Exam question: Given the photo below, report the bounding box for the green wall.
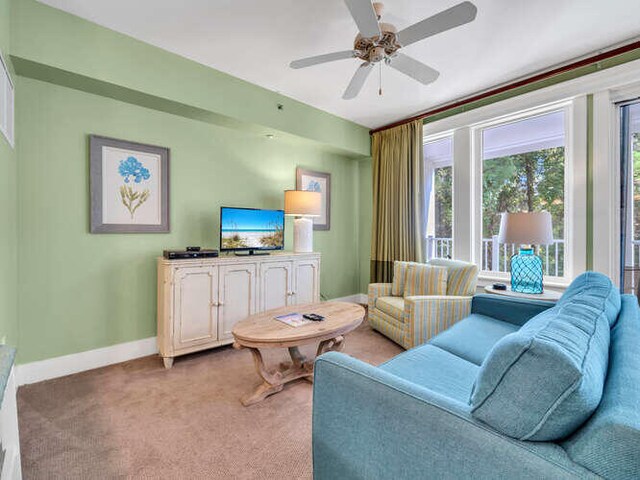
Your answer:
[357,158,372,293]
[6,0,371,364]
[16,77,362,363]
[0,0,18,347]
[10,0,369,157]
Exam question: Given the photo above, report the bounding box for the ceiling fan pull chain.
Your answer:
[379,62,383,96]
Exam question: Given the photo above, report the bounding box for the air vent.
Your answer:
[0,51,14,148]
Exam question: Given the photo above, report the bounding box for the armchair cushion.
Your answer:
[376,296,405,320]
[403,264,447,297]
[470,272,621,441]
[391,261,418,296]
[430,314,519,366]
[428,258,479,296]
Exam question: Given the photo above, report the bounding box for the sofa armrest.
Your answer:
[471,294,556,327]
[313,352,597,480]
[403,295,472,348]
[368,283,393,310]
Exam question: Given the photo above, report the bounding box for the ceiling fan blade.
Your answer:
[290,50,356,69]
[397,1,477,47]
[343,63,373,100]
[344,0,381,38]
[389,53,440,85]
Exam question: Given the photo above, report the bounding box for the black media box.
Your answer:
[163,249,219,260]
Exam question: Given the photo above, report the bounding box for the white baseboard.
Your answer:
[16,337,158,386]
[329,293,367,304]
[16,294,369,386]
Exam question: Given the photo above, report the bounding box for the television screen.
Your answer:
[220,207,285,251]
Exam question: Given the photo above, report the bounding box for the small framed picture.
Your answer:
[90,135,170,233]
[296,168,331,230]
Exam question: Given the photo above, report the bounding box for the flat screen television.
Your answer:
[220,207,285,254]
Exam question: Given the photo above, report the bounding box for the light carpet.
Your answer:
[18,320,402,479]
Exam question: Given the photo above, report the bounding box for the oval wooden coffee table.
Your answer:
[232,301,364,406]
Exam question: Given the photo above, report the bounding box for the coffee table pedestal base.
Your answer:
[235,336,345,406]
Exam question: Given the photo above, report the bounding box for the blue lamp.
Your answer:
[498,212,554,294]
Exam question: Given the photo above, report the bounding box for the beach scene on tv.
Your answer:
[221,208,284,250]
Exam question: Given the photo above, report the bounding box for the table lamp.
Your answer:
[498,211,554,294]
[284,190,321,253]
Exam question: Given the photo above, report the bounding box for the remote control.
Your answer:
[186,246,201,252]
[303,313,325,322]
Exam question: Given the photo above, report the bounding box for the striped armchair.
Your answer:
[368,259,478,349]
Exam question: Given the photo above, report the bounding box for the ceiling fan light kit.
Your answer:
[290,0,477,99]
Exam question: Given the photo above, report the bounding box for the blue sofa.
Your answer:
[313,272,640,479]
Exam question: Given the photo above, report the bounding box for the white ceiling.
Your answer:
[38,0,640,128]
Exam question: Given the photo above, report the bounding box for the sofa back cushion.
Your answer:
[391,261,419,296]
[428,259,478,296]
[403,264,447,297]
[469,272,620,441]
[562,294,640,479]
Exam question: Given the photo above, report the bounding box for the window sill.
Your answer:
[477,273,569,292]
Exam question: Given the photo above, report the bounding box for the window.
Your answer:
[620,101,640,293]
[479,110,566,277]
[0,52,14,147]
[423,95,585,287]
[425,136,453,259]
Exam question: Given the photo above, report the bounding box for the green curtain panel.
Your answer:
[370,119,425,283]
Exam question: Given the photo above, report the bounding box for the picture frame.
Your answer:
[90,135,170,233]
[296,168,331,230]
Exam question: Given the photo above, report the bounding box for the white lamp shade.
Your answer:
[284,190,321,217]
[498,211,554,245]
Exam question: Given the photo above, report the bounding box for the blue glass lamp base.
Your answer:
[510,247,544,294]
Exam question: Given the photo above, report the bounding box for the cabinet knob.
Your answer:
[211,301,219,307]
[218,301,224,306]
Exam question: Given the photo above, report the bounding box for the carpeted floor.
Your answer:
[18,319,402,479]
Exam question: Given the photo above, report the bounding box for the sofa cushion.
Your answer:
[429,314,519,366]
[557,270,621,327]
[562,294,640,479]
[403,264,447,297]
[470,272,620,441]
[428,258,478,296]
[391,261,419,296]
[380,344,479,403]
[376,296,405,320]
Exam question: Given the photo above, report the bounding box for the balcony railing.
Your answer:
[426,235,565,277]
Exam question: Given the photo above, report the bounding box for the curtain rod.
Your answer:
[370,39,640,135]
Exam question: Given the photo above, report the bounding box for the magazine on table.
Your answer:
[274,313,311,327]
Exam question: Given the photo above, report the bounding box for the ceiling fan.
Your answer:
[289,0,477,99]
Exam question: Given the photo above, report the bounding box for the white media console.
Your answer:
[157,251,321,368]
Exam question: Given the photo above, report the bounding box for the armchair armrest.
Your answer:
[471,294,555,327]
[368,283,393,310]
[313,352,597,480]
[404,295,472,348]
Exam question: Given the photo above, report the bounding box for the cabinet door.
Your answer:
[261,261,293,311]
[293,258,320,305]
[173,266,218,350]
[219,263,257,340]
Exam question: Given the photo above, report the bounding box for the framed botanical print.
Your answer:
[296,168,331,230]
[90,135,170,233]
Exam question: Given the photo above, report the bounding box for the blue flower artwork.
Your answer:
[118,156,151,184]
[306,180,322,192]
[117,156,151,219]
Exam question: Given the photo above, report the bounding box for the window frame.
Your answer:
[471,101,578,285]
[424,132,455,259]
[424,97,587,289]
[593,83,640,288]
